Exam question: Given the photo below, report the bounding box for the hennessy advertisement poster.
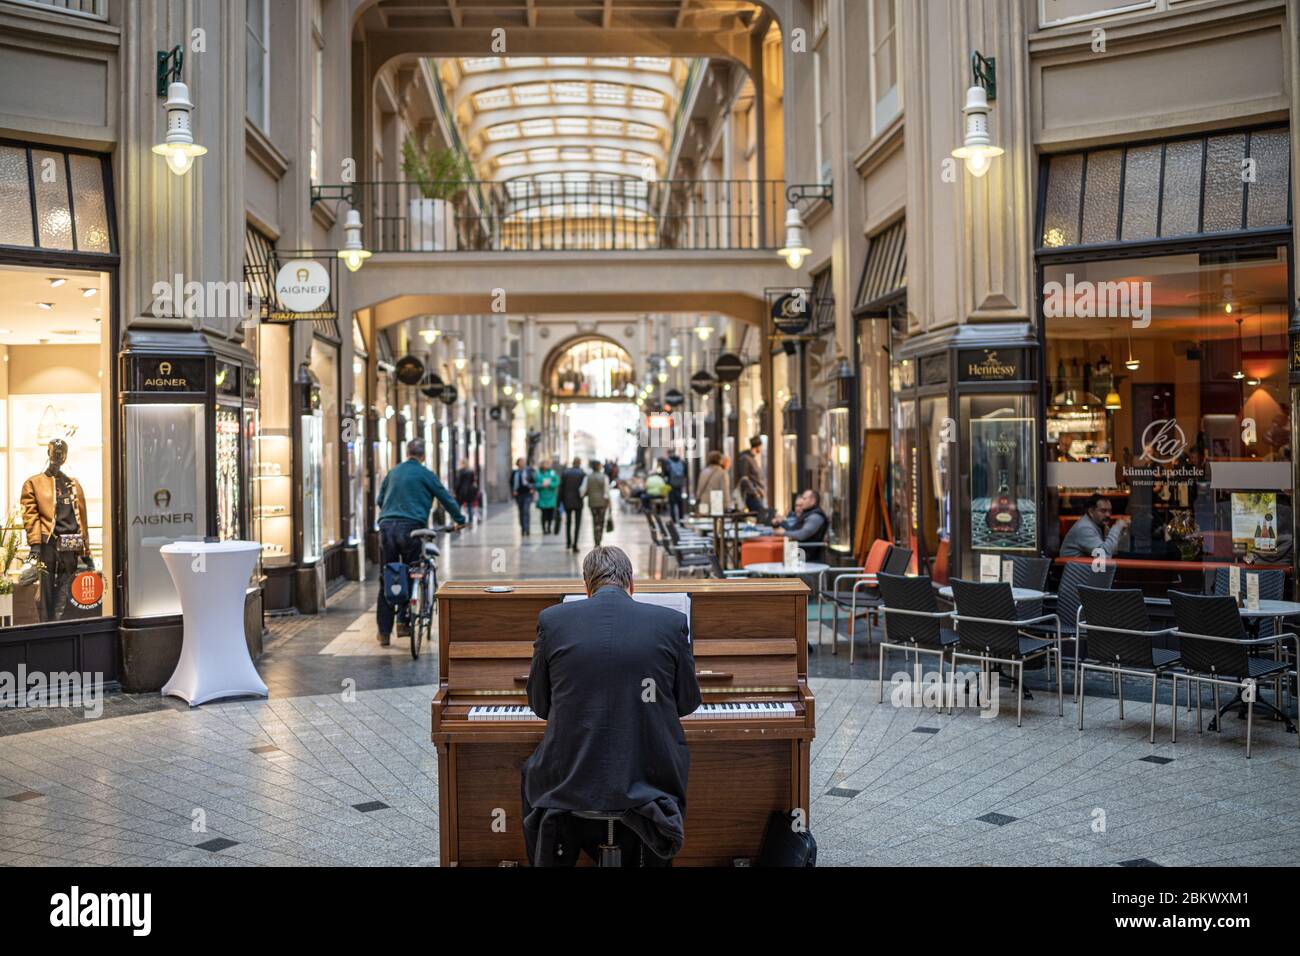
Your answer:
[970,417,1037,551]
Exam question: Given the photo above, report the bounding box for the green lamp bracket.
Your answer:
[156,45,184,98]
[972,51,996,101]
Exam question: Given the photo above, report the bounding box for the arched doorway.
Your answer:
[541,335,641,473]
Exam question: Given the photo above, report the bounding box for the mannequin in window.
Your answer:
[20,439,93,621]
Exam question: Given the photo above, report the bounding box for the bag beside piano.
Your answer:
[758,810,817,867]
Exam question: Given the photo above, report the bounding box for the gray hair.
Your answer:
[582,546,634,593]
[407,438,426,460]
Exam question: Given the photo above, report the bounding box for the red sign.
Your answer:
[69,571,104,610]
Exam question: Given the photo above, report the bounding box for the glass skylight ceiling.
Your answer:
[438,55,691,185]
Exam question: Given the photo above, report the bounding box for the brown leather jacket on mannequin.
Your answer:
[20,471,91,556]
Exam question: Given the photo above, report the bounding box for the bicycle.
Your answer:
[407,524,460,659]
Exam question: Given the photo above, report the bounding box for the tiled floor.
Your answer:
[2,670,1298,866]
[3,505,1298,866]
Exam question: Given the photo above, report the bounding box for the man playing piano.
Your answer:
[522,546,703,866]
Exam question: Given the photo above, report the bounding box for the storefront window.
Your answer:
[825,406,851,549]
[301,378,323,563]
[124,403,205,618]
[964,396,1038,567]
[0,264,113,626]
[890,363,916,548]
[919,395,951,573]
[310,342,339,550]
[1043,246,1292,582]
[254,323,291,566]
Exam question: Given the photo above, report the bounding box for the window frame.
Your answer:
[246,0,270,131]
[869,0,900,136]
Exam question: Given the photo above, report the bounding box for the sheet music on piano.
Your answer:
[562,591,692,642]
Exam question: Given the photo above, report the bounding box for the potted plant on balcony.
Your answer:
[0,510,22,626]
[401,135,471,252]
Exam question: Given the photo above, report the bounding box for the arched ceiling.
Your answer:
[438,56,691,183]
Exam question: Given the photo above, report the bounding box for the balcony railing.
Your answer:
[11,0,108,19]
[325,179,785,254]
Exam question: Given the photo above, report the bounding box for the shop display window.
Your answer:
[301,386,324,564]
[0,264,113,627]
[254,323,292,566]
[889,362,917,547]
[124,403,205,618]
[1042,246,1292,577]
[919,395,951,570]
[216,407,241,540]
[310,342,340,550]
[824,406,852,549]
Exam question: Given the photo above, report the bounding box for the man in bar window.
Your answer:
[1059,493,1130,558]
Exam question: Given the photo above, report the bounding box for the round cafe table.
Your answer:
[937,585,1046,603]
[160,540,267,706]
[744,561,831,577]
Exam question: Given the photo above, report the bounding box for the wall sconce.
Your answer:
[152,47,206,176]
[776,184,830,270]
[419,327,440,344]
[338,209,372,272]
[479,360,492,387]
[951,52,1003,178]
[453,340,467,372]
[694,320,714,342]
[667,338,683,368]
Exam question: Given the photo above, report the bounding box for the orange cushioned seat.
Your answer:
[741,537,784,566]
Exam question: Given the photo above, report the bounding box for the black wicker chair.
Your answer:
[843,546,913,664]
[1168,590,1298,758]
[1009,556,1052,618]
[1210,568,1286,638]
[1024,562,1116,676]
[948,579,1061,726]
[876,573,959,706]
[1076,587,1179,743]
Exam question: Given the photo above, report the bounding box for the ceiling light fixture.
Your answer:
[47,277,65,288]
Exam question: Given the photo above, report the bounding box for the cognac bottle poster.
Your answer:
[969,417,1037,551]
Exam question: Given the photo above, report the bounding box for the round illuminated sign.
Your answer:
[275,259,331,313]
[690,370,718,396]
[771,290,811,336]
[664,388,685,408]
[421,372,445,399]
[440,384,459,406]
[714,352,744,383]
[395,354,425,386]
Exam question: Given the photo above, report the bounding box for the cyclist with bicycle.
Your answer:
[375,438,465,646]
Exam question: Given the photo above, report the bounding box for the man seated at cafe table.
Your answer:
[771,489,830,543]
[1059,492,1130,558]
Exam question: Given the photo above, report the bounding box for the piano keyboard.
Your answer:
[467,702,796,722]
[468,705,536,721]
[690,702,796,719]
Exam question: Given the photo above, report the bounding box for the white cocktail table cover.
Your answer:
[160,541,267,706]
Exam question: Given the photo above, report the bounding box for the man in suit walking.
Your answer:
[510,457,536,536]
[522,546,702,866]
[559,456,586,552]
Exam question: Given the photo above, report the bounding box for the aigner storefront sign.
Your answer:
[958,348,1026,383]
[135,357,206,392]
[269,259,334,320]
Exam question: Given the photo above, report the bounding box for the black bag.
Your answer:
[382,561,410,608]
[758,810,817,867]
[606,516,615,533]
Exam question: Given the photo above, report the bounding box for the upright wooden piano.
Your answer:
[431,578,815,866]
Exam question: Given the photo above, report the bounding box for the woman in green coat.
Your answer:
[536,460,560,534]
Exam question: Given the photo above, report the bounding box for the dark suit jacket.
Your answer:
[523,586,702,815]
[558,467,585,511]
